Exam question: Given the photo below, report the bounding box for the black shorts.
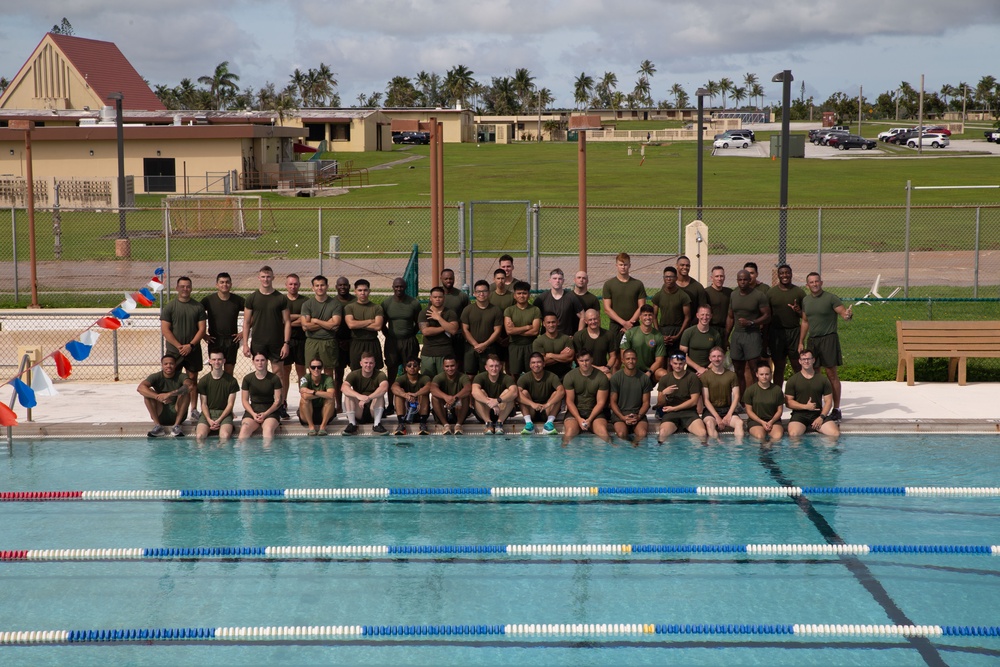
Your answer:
[729,329,763,361]
[464,344,499,375]
[384,336,419,373]
[251,340,284,364]
[611,413,648,427]
[349,339,383,371]
[809,333,843,368]
[659,414,701,431]
[769,327,800,361]
[790,410,822,429]
[208,338,240,366]
[287,337,306,366]
[298,400,328,426]
[167,346,203,374]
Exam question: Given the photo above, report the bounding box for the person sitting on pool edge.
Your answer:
[194,349,239,443]
[341,350,390,435]
[138,354,194,438]
[742,361,785,443]
[472,354,518,435]
[390,357,432,436]
[238,351,283,443]
[609,348,653,444]
[784,348,840,437]
[516,351,565,435]
[429,355,472,434]
[298,356,336,436]
[655,352,707,443]
[562,349,612,444]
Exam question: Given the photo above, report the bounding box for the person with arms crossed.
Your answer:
[341,351,390,435]
[390,358,432,435]
[419,286,460,377]
[238,351,282,443]
[743,361,785,443]
[700,346,744,439]
[201,272,244,376]
[504,281,541,378]
[344,279,385,372]
[609,348,653,443]
[382,277,422,389]
[516,351,565,435]
[472,354,519,435]
[620,304,666,380]
[726,269,771,398]
[160,276,206,420]
[280,273,309,419]
[429,355,472,434]
[195,349,239,443]
[655,353,707,442]
[138,354,193,438]
[799,272,853,421]
[679,305,725,378]
[650,265,691,358]
[561,350,611,444]
[300,275,342,413]
[332,276,355,409]
[298,357,336,436]
[532,313,575,380]
[461,280,504,376]
[784,349,840,437]
[241,266,291,419]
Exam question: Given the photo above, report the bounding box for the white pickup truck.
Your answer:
[878,127,910,142]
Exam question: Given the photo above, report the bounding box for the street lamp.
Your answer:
[107,92,129,258]
[771,70,793,266]
[9,120,39,308]
[695,87,710,219]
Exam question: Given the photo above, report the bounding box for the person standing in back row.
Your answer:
[799,272,853,422]
[767,264,806,387]
[534,268,583,336]
[242,266,291,418]
[202,272,244,376]
[344,278,384,371]
[160,276,206,419]
[602,252,646,371]
[280,273,308,420]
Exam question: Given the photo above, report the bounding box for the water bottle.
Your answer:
[405,400,419,423]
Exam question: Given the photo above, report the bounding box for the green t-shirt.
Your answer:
[344,369,388,395]
[729,289,769,333]
[443,288,470,317]
[784,372,833,417]
[287,294,308,341]
[609,370,653,415]
[602,276,646,325]
[533,290,583,337]
[656,371,702,418]
[562,367,610,416]
[572,327,617,367]
[700,369,739,409]
[704,286,732,329]
[679,325,725,368]
[343,301,384,342]
[461,303,503,344]
[489,289,515,313]
[802,290,844,338]
[473,371,514,399]
[245,290,289,346]
[678,278,707,313]
[241,371,282,412]
[201,292,245,339]
[160,297,207,351]
[196,372,239,411]
[621,326,665,372]
[418,308,458,356]
[575,291,601,313]
[532,333,574,378]
[504,304,541,346]
[431,372,470,397]
[394,373,430,394]
[382,295,422,339]
[334,295,356,341]
[650,287,691,329]
[516,371,562,404]
[145,371,186,404]
[742,382,785,421]
[301,373,335,403]
[767,284,807,330]
[300,297,342,340]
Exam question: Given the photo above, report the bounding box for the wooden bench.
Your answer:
[896,320,1000,385]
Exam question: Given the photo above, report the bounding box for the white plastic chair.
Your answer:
[855,274,900,306]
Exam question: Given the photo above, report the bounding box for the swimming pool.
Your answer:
[1,434,997,666]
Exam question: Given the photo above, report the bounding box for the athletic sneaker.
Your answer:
[147,424,165,438]
[830,408,843,421]
[482,423,494,435]
[189,408,201,422]
[492,422,504,435]
[392,425,406,436]
[453,425,463,435]
[439,425,453,435]
[418,425,430,435]
[343,423,358,436]
[171,425,184,437]
[277,406,290,420]
[519,422,535,435]
[543,422,557,435]
[372,423,388,434]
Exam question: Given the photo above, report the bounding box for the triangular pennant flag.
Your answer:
[53,351,73,379]
[154,267,165,278]
[121,294,137,312]
[132,291,154,307]
[97,316,122,330]
[10,378,36,409]
[80,330,100,347]
[0,403,17,427]
[139,287,156,302]
[30,365,58,397]
[111,306,131,320]
[65,340,92,361]
[147,279,164,294]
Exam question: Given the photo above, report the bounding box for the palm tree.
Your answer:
[385,76,417,107]
[0,76,9,96]
[314,63,337,106]
[637,60,656,92]
[198,61,240,110]
[731,86,747,109]
[174,78,199,109]
[512,68,535,108]
[444,64,475,107]
[675,90,690,109]
[751,82,765,110]
[484,76,519,115]
[633,78,651,107]
[574,72,595,109]
[718,77,733,110]
[595,71,617,107]
[976,75,997,114]
[704,80,719,108]
[743,72,758,90]
[669,83,686,109]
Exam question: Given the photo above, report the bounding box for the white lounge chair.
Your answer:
[855,274,900,306]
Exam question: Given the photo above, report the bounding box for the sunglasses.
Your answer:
[310,365,323,370]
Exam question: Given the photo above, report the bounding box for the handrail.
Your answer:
[6,352,32,450]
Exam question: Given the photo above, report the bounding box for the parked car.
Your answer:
[713,129,755,142]
[887,129,919,145]
[391,131,430,145]
[907,133,950,148]
[713,137,751,149]
[984,130,1000,142]
[815,130,849,145]
[828,134,877,150]
[924,125,952,136]
[878,127,910,142]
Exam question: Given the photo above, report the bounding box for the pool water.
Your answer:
[1,434,997,666]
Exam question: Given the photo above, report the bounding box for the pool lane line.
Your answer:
[2,543,997,562]
[2,623,998,645]
[757,450,949,667]
[2,485,998,501]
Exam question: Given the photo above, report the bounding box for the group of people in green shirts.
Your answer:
[140,253,850,442]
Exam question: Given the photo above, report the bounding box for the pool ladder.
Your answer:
[5,351,33,452]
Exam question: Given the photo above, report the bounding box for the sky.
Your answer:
[3,1,1000,109]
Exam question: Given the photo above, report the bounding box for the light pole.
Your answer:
[107,92,129,258]
[771,70,793,266]
[9,120,39,308]
[568,115,603,273]
[695,87,710,219]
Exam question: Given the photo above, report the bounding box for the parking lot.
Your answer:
[710,136,1000,159]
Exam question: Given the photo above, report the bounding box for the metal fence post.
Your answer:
[974,207,980,299]
[904,180,911,298]
[468,203,475,286]
[318,208,324,277]
[525,203,533,288]
[10,207,17,302]
[162,206,171,358]
[817,207,822,275]
[677,208,683,255]
[112,329,120,382]
[457,202,467,291]
[532,203,540,291]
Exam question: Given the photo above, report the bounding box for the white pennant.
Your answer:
[29,364,59,397]
[121,294,138,312]
[80,330,100,347]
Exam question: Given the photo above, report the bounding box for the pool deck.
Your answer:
[6,380,999,438]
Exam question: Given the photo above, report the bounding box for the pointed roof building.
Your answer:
[0,33,165,112]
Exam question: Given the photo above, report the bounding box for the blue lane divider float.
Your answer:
[2,485,998,502]
[2,543,998,562]
[2,622,998,644]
